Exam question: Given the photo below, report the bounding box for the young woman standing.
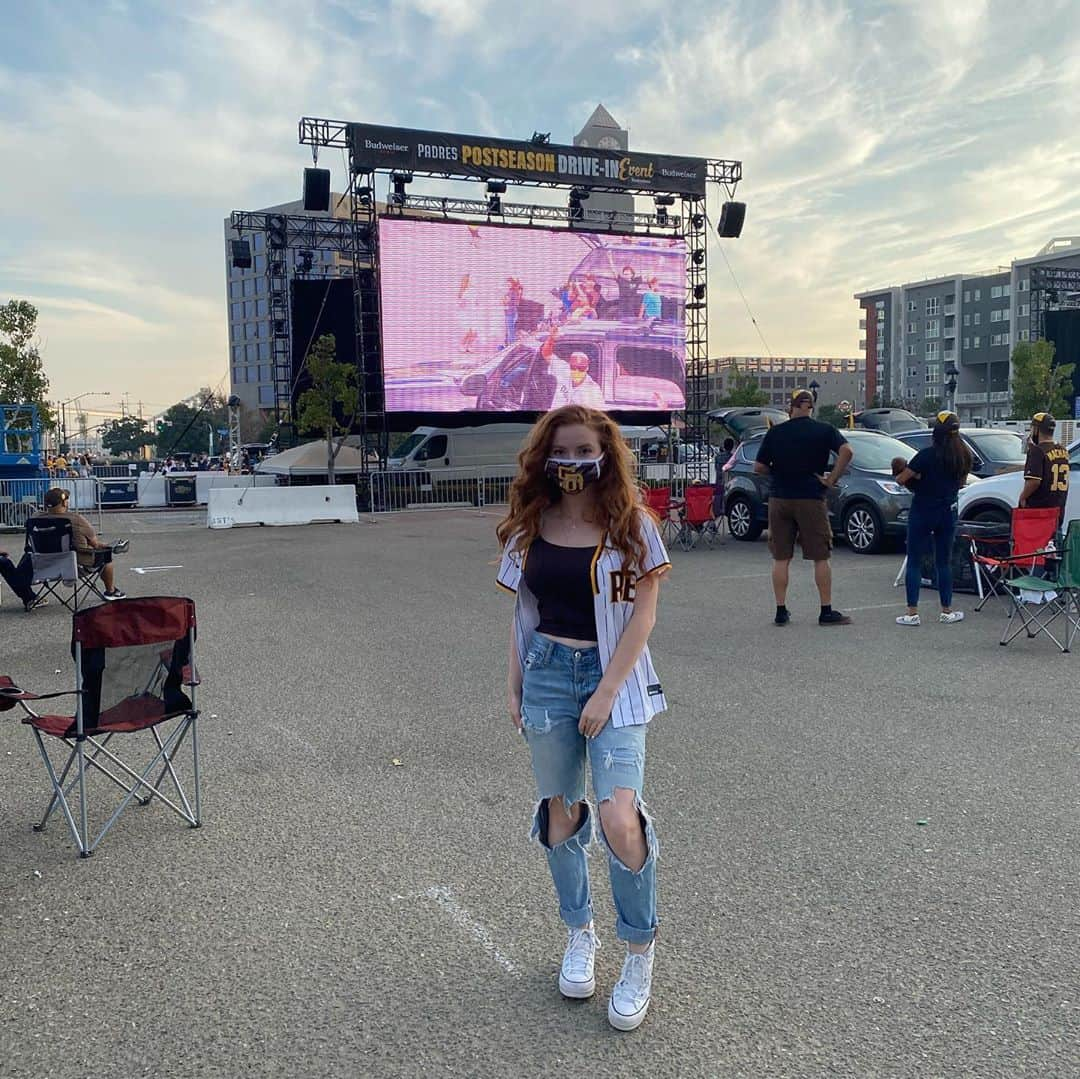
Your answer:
[895,411,973,626]
[496,404,670,1031]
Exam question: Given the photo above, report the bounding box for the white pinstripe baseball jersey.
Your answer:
[497,509,671,728]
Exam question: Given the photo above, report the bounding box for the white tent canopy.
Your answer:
[255,440,369,477]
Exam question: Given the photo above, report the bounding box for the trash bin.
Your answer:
[165,475,197,506]
[97,479,138,507]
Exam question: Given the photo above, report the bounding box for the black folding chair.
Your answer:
[0,596,201,858]
[24,515,108,610]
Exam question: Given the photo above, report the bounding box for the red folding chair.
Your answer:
[971,507,1061,611]
[643,485,677,542]
[674,484,719,551]
[1,596,201,858]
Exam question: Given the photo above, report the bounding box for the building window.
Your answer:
[259,364,272,382]
[907,344,915,356]
[231,323,241,342]
[926,298,940,315]
[973,313,981,325]
[907,300,916,312]
[1019,329,1030,341]
[907,321,916,333]
[926,319,940,338]
[991,285,1002,299]
[232,367,246,383]
[1019,278,1028,291]
[244,343,256,361]
[973,336,981,348]
[230,302,243,321]
[254,255,266,273]
[963,314,970,326]
[253,233,265,252]
[963,337,970,349]
[925,364,941,383]
[230,281,242,300]
[1019,303,1029,317]
[244,322,256,339]
[258,385,275,407]
[907,366,918,378]
[926,341,939,358]
[974,288,981,300]
[963,290,970,302]
[255,277,266,295]
[258,341,270,360]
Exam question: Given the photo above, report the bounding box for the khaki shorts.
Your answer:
[768,497,832,562]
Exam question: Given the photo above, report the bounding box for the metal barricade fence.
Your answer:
[0,477,102,532]
[366,462,704,514]
[369,467,517,513]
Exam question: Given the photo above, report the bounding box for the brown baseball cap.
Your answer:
[790,389,814,409]
[1032,411,1056,434]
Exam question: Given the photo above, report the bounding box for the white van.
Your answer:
[387,424,534,475]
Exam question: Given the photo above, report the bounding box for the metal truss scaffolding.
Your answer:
[296,116,741,480]
[1030,265,1080,344]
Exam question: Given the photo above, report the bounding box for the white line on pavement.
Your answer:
[131,565,184,574]
[404,886,521,978]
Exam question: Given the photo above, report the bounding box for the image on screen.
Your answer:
[378,218,687,414]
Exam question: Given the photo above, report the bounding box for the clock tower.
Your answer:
[573,104,634,228]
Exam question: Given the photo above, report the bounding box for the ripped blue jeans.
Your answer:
[520,633,658,945]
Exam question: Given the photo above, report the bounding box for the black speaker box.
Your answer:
[303,168,331,212]
[230,239,252,268]
[718,201,746,238]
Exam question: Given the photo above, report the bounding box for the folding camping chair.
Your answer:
[674,484,720,551]
[970,507,1061,612]
[24,515,108,610]
[999,520,1080,653]
[643,485,678,543]
[0,596,201,858]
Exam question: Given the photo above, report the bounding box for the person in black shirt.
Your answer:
[893,411,972,626]
[1020,411,1069,526]
[754,390,854,625]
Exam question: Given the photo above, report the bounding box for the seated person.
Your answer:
[0,546,46,611]
[42,487,127,600]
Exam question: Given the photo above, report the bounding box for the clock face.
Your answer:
[597,135,621,150]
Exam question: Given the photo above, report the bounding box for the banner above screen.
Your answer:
[348,122,708,197]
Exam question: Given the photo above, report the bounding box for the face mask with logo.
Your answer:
[545,455,604,494]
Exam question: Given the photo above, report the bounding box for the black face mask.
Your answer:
[545,455,604,494]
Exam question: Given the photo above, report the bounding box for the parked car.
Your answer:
[707,406,788,444]
[958,437,1080,525]
[459,320,685,411]
[722,429,918,554]
[894,427,1026,479]
[854,408,927,433]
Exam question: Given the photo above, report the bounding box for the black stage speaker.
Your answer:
[303,168,331,212]
[1045,309,1080,407]
[230,239,252,268]
[718,201,746,238]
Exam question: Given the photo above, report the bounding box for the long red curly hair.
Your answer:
[496,405,652,571]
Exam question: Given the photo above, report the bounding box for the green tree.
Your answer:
[919,396,943,416]
[720,369,769,407]
[102,416,154,457]
[295,334,359,484]
[0,299,54,428]
[155,389,230,457]
[1010,339,1075,419]
[817,404,849,428]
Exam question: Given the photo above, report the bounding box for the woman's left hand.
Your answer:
[579,687,615,739]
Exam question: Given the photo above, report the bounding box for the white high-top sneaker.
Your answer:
[559,925,599,998]
[608,943,654,1030]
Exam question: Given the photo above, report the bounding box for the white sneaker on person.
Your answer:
[103,589,127,601]
[896,613,921,626]
[939,611,965,624]
[559,925,599,999]
[608,943,654,1031]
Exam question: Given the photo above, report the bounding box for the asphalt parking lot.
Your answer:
[1,510,1078,1078]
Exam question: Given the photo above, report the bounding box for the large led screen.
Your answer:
[378,218,687,413]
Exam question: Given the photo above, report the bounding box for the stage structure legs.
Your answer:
[682,199,709,482]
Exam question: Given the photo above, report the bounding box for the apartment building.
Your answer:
[708,357,865,411]
[855,236,1080,422]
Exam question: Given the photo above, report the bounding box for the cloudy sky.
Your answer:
[2,0,1079,422]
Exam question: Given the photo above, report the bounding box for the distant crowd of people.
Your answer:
[45,453,94,478]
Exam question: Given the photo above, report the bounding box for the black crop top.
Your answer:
[524,536,598,641]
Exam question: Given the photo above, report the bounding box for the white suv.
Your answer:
[958,438,1080,524]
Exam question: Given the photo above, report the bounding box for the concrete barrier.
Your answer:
[207,485,359,528]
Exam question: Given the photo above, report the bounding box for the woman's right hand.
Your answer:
[508,687,523,732]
